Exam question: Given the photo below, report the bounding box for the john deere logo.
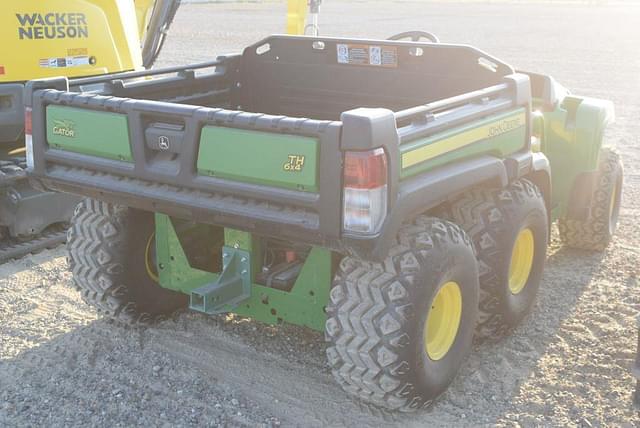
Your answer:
[158,135,170,151]
[284,155,305,172]
[52,119,75,137]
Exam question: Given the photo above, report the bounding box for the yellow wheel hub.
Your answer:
[424,281,462,361]
[508,228,535,294]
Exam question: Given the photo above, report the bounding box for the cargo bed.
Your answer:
[26,35,536,259]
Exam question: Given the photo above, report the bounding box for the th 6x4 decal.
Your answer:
[283,154,305,171]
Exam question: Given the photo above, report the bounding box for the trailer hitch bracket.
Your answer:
[189,246,251,314]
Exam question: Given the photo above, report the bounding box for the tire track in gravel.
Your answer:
[1,318,281,427]
[144,323,389,427]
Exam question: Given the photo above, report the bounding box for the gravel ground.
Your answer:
[1,1,640,426]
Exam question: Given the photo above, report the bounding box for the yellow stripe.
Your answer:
[401,111,527,169]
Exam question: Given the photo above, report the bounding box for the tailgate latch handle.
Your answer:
[145,122,185,154]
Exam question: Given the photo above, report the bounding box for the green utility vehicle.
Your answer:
[25,34,622,412]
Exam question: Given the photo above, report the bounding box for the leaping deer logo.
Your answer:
[158,135,170,151]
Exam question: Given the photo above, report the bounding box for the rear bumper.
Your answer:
[34,163,329,248]
[0,83,25,143]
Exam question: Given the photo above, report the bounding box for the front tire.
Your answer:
[67,198,187,324]
[559,148,623,251]
[325,217,478,412]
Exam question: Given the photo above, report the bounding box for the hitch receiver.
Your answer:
[189,246,251,314]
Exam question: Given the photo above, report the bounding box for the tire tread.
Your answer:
[325,216,474,412]
[444,179,545,339]
[67,199,180,325]
[559,148,622,251]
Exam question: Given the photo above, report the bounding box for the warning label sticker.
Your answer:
[39,55,92,68]
[336,43,398,68]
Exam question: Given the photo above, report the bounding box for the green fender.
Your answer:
[538,87,615,220]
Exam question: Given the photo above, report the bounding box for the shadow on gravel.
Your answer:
[0,242,609,427]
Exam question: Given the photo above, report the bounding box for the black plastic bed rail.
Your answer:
[393,82,521,145]
[70,59,223,86]
[394,83,509,122]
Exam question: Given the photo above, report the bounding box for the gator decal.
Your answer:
[51,119,75,137]
[401,109,527,170]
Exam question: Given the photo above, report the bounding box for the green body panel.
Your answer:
[46,105,132,161]
[400,108,527,179]
[198,126,319,192]
[536,95,614,219]
[231,247,331,331]
[155,214,331,331]
[155,213,206,292]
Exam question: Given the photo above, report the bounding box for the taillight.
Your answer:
[342,148,388,234]
[24,107,32,136]
[24,107,34,169]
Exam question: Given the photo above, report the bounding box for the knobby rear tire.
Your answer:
[67,198,186,325]
[325,216,478,412]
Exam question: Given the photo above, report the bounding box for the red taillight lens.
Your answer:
[343,148,387,189]
[342,148,388,234]
[24,107,32,136]
[24,107,34,170]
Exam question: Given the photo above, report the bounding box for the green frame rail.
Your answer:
[154,214,332,331]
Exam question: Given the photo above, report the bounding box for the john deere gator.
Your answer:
[25,33,622,411]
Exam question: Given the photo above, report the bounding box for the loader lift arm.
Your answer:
[137,0,182,68]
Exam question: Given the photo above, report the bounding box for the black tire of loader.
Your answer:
[444,179,548,340]
[67,198,187,324]
[325,217,479,412]
[559,148,623,251]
